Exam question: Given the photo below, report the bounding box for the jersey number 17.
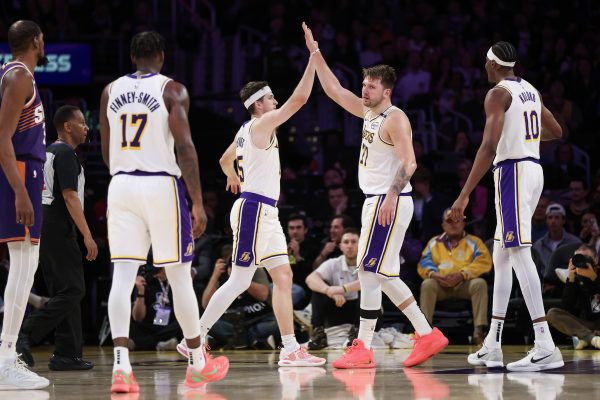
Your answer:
[120,113,148,150]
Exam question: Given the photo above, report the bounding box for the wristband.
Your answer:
[311,48,320,55]
[343,284,347,293]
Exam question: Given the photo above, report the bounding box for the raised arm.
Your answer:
[0,68,36,226]
[163,80,207,237]
[99,84,110,167]
[449,87,508,221]
[302,23,364,118]
[251,53,316,146]
[377,111,417,227]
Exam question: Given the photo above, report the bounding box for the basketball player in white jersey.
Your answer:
[449,41,564,371]
[99,31,228,393]
[302,24,448,368]
[177,23,325,369]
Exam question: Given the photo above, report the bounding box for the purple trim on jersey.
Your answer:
[0,63,46,162]
[365,192,412,198]
[176,178,194,264]
[498,163,521,248]
[233,199,261,267]
[504,76,522,82]
[240,191,277,207]
[361,195,397,273]
[115,170,176,177]
[494,156,539,168]
[0,160,43,243]
[126,72,158,79]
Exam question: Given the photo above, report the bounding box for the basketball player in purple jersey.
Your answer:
[0,20,50,389]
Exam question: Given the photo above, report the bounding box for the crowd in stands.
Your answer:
[0,0,599,350]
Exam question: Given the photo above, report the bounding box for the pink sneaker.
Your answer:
[278,347,326,367]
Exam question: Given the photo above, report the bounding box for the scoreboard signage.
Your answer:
[0,43,91,85]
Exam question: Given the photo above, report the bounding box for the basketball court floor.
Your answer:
[9,345,600,399]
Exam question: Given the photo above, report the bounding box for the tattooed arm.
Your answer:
[378,111,417,226]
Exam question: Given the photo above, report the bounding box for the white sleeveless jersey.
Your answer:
[235,119,281,200]
[493,77,542,164]
[358,106,412,194]
[106,72,181,176]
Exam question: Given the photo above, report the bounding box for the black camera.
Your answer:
[572,253,595,269]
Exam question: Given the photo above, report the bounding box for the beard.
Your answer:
[37,55,49,67]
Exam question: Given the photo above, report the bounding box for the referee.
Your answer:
[17,105,97,370]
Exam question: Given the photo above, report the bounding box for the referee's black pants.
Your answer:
[21,211,85,357]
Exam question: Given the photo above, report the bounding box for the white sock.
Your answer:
[281,334,299,354]
[188,345,206,370]
[1,240,39,360]
[113,346,132,373]
[533,322,554,350]
[403,302,432,336]
[357,318,377,348]
[484,318,504,349]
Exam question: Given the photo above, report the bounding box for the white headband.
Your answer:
[243,86,272,109]
[487,48,515,67]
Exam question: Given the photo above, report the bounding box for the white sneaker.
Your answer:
[591,336,600,349]
[293,305,312,330]
[278,347,326,367]
[0,356,49,390]
[506,346,564,372]
[554,268,569,284]
[467,344,504,368]
[176,338,188,358]
[156,337,179,351]
[391,332,414,349]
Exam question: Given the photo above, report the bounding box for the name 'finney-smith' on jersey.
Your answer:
[109,91,161,113]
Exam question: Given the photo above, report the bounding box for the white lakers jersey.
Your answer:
[106,72,181,177]
[359,106,412,194]
[235,119,281,200]
[493,77,542,164]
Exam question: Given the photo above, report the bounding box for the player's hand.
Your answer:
[449,195,469,223]
[226,175,241,194]
[15,188,34,227]
[378,194,398,227]
[83,235,98,261]
[191,203,207,238]
[302,22,319,53]
[332,294,346,307]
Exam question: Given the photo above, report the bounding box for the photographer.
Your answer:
[129,267,183,351]
[202,253,279,349]
[547,244,600,349]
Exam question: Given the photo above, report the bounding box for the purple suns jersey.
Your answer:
[0,61,46,162]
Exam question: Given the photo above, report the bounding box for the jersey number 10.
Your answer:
[523,110,540,141]
[120,113,148,150]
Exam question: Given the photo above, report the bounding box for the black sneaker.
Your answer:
[16,335,34,367]
[307,326,327,350]
[48,354,94,371]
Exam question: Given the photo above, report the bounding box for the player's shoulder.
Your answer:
[2,65,33,89]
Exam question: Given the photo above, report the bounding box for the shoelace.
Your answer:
[13,357,37,378]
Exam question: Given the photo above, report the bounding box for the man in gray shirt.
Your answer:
[533,203,581,271]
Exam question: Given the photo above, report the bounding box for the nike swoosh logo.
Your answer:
[476,353,488,359]
[531,354,552,363]
[205,366,218,375]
